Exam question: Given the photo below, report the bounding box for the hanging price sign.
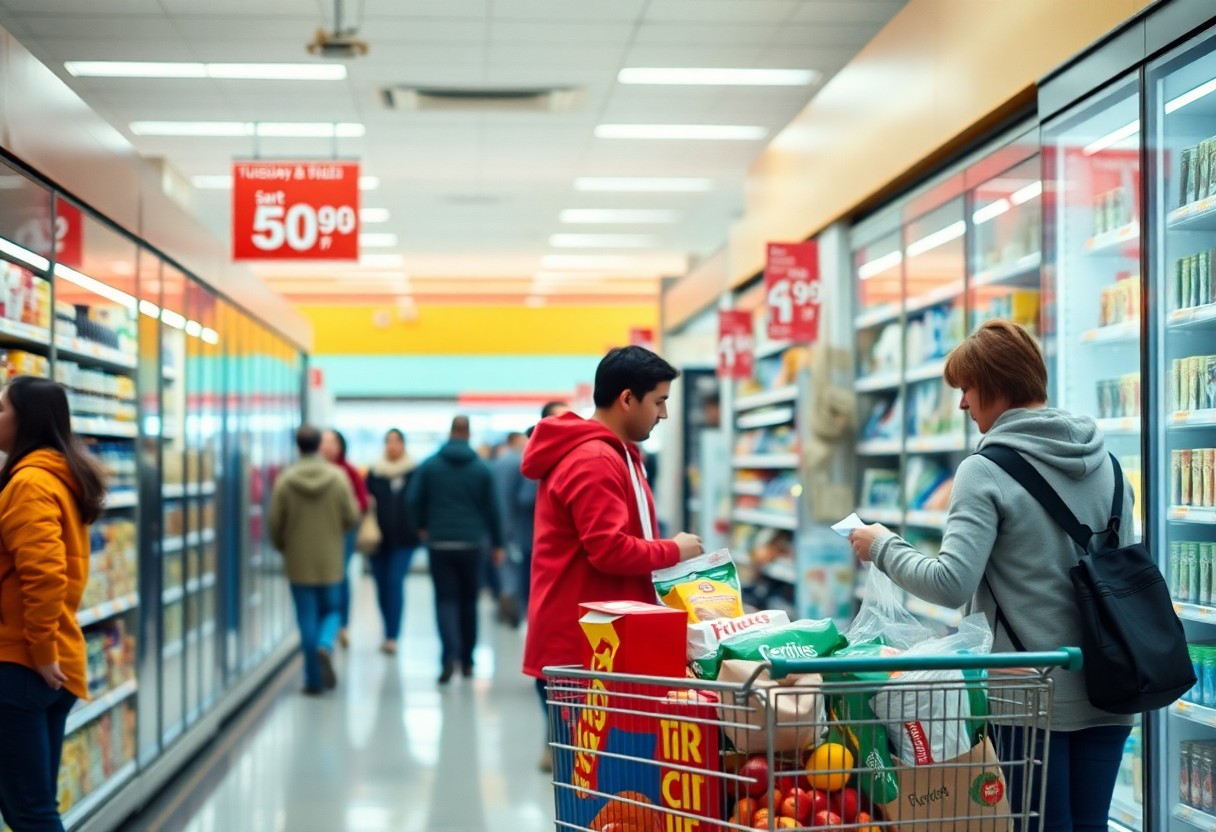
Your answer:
[717,310,754,380]
[765,240,821,343]
[232,161,360,261]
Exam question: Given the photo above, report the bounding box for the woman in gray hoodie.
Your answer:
[849,320,1135,832]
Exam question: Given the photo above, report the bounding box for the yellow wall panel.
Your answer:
[302,304,659,356]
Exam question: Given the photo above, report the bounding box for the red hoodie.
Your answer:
[521,412,679,678]
[336,457,369,514]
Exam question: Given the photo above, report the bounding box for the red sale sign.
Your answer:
[766,241,821,343]
[55,202,83,269]
[232,161,360,261]
[717,310,754,380]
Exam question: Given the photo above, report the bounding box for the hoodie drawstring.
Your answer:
[622,442,654,541]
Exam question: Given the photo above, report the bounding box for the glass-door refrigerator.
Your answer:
[1148,24,1216,832]
[1044,74,1146,832]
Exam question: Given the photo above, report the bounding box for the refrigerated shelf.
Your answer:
[905,357,949,384]
[857,438,902,456]
[1169,303,1216,329]
[103,491,138,510]
[66,679,137,736]
[731,508,799,531]
[1175,805,1216,832]
[858,506,903,525]
[1081,319,1141,343]
[906,509,948,529]
[1084,223,1140,253]
[854,370,902,393]
[1172,410,1216,428]
[1174,602,1216,623]
[1170,507,1216,524]
[1172,700,1216,728]
[905,280,964,315]
[62,762,138,830]
[0,316,51,346]
[732,481,767,497]
[1096,417,1142,435]
[736,407,795,430]
[77,593,138,628]
[1168,195,1216,230]
[54,336,138,371]
[971,253,1043,288]
[761,558,798,585]
[732,454,800,469]
[854,302,900,330]
[734,386,798,412]
[906,434,965,454]
[74,417,138,438]
[162,481,218,499]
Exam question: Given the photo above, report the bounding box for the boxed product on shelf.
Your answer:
[905,458,953,511]
[82,621,135,696]
[860,322,902,377]
[1180,136,1216,207]
[90,441,137,495]
[0,348,49,381]
[1183,645,1216,707]
[732,425,797,457]
[0,262,51,329]
[57,699,136,819]
[860,468,900,510]
[1094,185,1135,235]
[71,304,137,357]
[1171,449,1216,507]
[972,288,1040,333]
[1172,355,1216,412]
[1175,251,1216,312]
[906,304,964,365]
[861,396,902,442]
[79,518,137,610]
[1096,373,1142,419]
[1171,542,1216,605]
[1179,740,1216,813]
[907,378,964,438]
[1098,273,1141,328]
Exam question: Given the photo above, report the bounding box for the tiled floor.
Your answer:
[143,572,554,832]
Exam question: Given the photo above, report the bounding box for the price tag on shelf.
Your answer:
[765,241,820,344]
[717,310,754,380]
[232,161,360,261]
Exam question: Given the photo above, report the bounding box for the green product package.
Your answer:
[692,618,847,680]
[652,548,744,623]
[824,640,902,805]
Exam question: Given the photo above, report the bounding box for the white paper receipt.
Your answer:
[831,512,866,538]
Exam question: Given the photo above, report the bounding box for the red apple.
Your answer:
[807,789,831,817]
[775,773,802,795]
[827,787,860,824]
[780,789,815,824]
[757,788,785,813]
[739,756,770,797]
[814,810,844,830]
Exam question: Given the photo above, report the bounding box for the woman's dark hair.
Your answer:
[327,428,348,460]
[385,428,404,443]
[0,376,107,524]
[593,346,679,409]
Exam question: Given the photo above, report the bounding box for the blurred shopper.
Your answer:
[408,416,504,684]
[320,429,369,649]
[0,377,106,832]
[269,425,359,695]
[364,428,420,656]
[521,348,703,771]
[492,431,530,628]
[540,400,570,420]
[848,320,1136,832]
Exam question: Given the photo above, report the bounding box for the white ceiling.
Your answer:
[0,0,907,305]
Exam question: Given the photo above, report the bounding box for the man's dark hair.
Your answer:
[506,431,525,443]
[593,346,679,409]
[540,401,568,418]
[296,424,322,455]
[451,415,471,439]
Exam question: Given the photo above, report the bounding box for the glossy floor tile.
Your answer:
[162,573,555,832]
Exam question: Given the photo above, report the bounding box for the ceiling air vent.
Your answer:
[381,86,584,113]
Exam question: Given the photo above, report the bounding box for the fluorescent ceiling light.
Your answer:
[65,61,346,81]
[907,221,966,257]
[0,176,27,190]
[130,121,364,137]
[574,177,714,193]
[857,251,901,280]
[360,254,404,267]
[1010,181,1043,206]
[160,308,187,330]
[55,264,137,310]
[618,68,817,86]
[1166,77,1216,114]
[560,209,680,224]
[549,233,657,248]
[972,199,1010,226]
[540,254,641,270]
[359,176,380,191]
[360,208,390,223]
[359,233,398,248]
[185,320,203,338]
[1082,120,1139,156]
[192,174,379,190]
[595,124,767,140]
[0,238,50,271]
[139,300,160,319]
[201,328,220,345]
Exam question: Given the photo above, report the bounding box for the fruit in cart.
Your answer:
[813,810,844,829]
[756,788,785,812]
[590,792,660,831]
[780,788,816,824]
[806,742,853,792]
[752,809,772,828]
[774,818,798,829]
[739,755,770,796]
[826,787,859,823]
[731,797,760,824]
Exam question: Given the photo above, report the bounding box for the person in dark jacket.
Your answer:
[364,428,420,656]
[408,416,504,683]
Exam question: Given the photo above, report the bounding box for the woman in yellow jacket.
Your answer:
[0,376,105,832]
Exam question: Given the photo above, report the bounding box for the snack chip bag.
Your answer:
[686,609,791,662]
[693,617,845,680]
[652,549,744,624]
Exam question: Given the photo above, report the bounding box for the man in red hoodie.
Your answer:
[521,346,704,770]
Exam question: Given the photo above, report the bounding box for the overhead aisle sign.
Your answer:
[717,310,754,379]
[765,240,821,343]
[232,161,360,261]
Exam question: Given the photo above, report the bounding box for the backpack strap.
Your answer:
[975,445,1094,554]
[1108,453,1125,536]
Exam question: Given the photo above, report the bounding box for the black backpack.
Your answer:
[977,445,1195,714]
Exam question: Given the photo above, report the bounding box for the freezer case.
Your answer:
[1043,74,1146,831]
[1148,24,1216,832]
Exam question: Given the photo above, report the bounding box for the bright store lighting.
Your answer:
[360,254,404,267]
[65,61,346,80]
[972,199,1011,225]
[1082,120,1139,156]
[549,234,657,248]
[595,124,768,140]
[359,233,399,248]
[138,300,160,318]
[359,176,381,191]
[574,177,714,193]
[160,309,187,330]
[857,251,902,280]
[191,174,379,191]
[0,238,50,271]
[1010,181,1043,206]
[201,328,220,345]
[1166,77,1216,113]
[54,264,137,310]
[185,320,203,338]
[559,209,680,224]
[907,221,966,257]
[360,208,390,223]
[0,176,26,190]
[540,254,640,270]
[130,121,364,138]
[618,68,817,86]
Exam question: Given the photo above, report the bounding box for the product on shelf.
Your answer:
[860,469,900,510]
[905,458,953,512]
[82,620,135,697]
[1171,449,1216,507]
[1172,356,1216,412]
[972,289,1040,333]
[57,699,136,819]
[1171,542,1216,605]
[907,379,964,438]
[67,304,137,357]
[906,304,964,365]
[1093,186,1135,235]
[732,425,798,457]
[91,441,137,496]
[58,361,138,423]
[78,518,137,611]
[861,397,902,442]
[860,322,902,377]
[0,348,49,381]
[1179,740,1216,813]
[1179,137,1216,207]
[1096,373,1142,419]
[1097,273,1141,328]
[0,262,51,330]
[1175,251,1216,312]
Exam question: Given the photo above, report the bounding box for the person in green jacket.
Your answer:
[408,416,504,684]
[269,425,360,695]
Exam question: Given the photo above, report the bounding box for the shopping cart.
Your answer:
[543,648,1081,832]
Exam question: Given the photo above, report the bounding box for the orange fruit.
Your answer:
[753,808,771,828]
[734,798,760,823]
[591,792,658,831]
[806,742,854,792]
[775,819,798,830]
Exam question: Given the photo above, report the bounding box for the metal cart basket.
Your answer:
[543,648,1081,832]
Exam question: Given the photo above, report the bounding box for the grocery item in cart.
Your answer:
[652,548,744,623]
[825,641,904,805]
[685,608,790,662]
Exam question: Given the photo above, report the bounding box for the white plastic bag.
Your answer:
[847,565,935,651]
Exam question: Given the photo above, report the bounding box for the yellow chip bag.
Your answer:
[652,549,744,623]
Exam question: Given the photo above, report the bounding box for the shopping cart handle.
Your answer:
[768,647,1083,679]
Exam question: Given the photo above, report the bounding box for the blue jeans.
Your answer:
[289,583,343,691]
[994,723,1131,832]
[371,546,414,642]
[339,529,356,629]
[0,662,77,832]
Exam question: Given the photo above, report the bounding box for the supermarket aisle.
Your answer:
[133,572,554,832]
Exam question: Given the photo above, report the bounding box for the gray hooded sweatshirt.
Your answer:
[869,407,1136,731]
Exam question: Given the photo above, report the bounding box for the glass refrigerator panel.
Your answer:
[134,249,160,766]
[969,157,1044,335]
[1044,74,1145,832]
[1148,27,1216,832]
[0,158,53,270]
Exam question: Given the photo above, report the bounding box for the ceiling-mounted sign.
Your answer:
[717,310,754,380]
[765,240,821,343]
[232,160,360,261]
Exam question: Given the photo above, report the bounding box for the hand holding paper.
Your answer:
[831,512,866,538]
